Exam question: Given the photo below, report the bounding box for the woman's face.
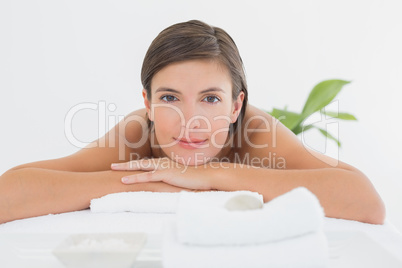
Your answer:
[143,59,244,165]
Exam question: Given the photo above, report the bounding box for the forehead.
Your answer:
[151,59,232,93]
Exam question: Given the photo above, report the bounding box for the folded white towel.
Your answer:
[163,222,329,268]
[90,190,263,214]
[176,187,325,246]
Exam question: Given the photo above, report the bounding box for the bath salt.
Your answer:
[71,238,133,250]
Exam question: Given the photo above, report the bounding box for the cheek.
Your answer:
[155,104,183,121]
[153,105,182,120]
[153,106,182,136]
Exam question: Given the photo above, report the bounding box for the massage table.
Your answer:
[0,209,402,267]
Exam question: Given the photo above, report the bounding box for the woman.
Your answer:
[0,20,385,224]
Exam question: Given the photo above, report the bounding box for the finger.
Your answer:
[121,170,167,184]
[111,162,136,171]
[111,159,157,171]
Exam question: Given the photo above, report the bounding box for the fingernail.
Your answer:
[111,163,119,168]
[122,177,129,183]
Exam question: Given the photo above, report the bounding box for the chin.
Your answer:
[167,150,217,166]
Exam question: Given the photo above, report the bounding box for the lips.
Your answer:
[178,138,206,143]
[174,137,208,149]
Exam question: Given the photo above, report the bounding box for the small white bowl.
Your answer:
[52,232,147,268]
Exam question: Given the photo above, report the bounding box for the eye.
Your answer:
[160,95,178,103]
[203,95,220,104]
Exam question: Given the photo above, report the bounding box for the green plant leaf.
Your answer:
[316,127,341,147]
[269,108,301,130]
[264,78,355,148]
[293,124,315,135]
[322,111,357,120]
[301,79,351,120]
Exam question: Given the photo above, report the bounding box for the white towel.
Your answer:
[177,187,325,245]
[90,190,263,214]
[163,222,329,268]
[91,192,179,213]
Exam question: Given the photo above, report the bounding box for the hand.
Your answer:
[110,157,214,190]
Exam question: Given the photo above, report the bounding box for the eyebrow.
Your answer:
[154,87,226,95]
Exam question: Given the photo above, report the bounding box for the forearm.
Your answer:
[0,168,183,223]
[211,164,385,224]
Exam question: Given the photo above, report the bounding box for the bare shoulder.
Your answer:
[242,104,275,127]
[71,107,152,169]
[239,104,359,171]
[5,108,152,173]
[243,105,306,160]
[121,108,149,144]
[238,104,280,148]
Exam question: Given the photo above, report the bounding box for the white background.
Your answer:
[1,0,401,231]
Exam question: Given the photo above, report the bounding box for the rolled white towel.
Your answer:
[90,191,263,214]
[163,222,329,268]
[176,187,325,246]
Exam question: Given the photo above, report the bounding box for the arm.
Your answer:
[0,168,184,224]
[219,109,385,224]
[1,108,182,224]
[210,162,385,225]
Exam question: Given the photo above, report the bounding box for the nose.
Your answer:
[181,106,204,136]
[187,115,201,129]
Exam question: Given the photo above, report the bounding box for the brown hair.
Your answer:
[141,20,248,140]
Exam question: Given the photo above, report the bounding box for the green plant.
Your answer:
[266,79,357,147]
